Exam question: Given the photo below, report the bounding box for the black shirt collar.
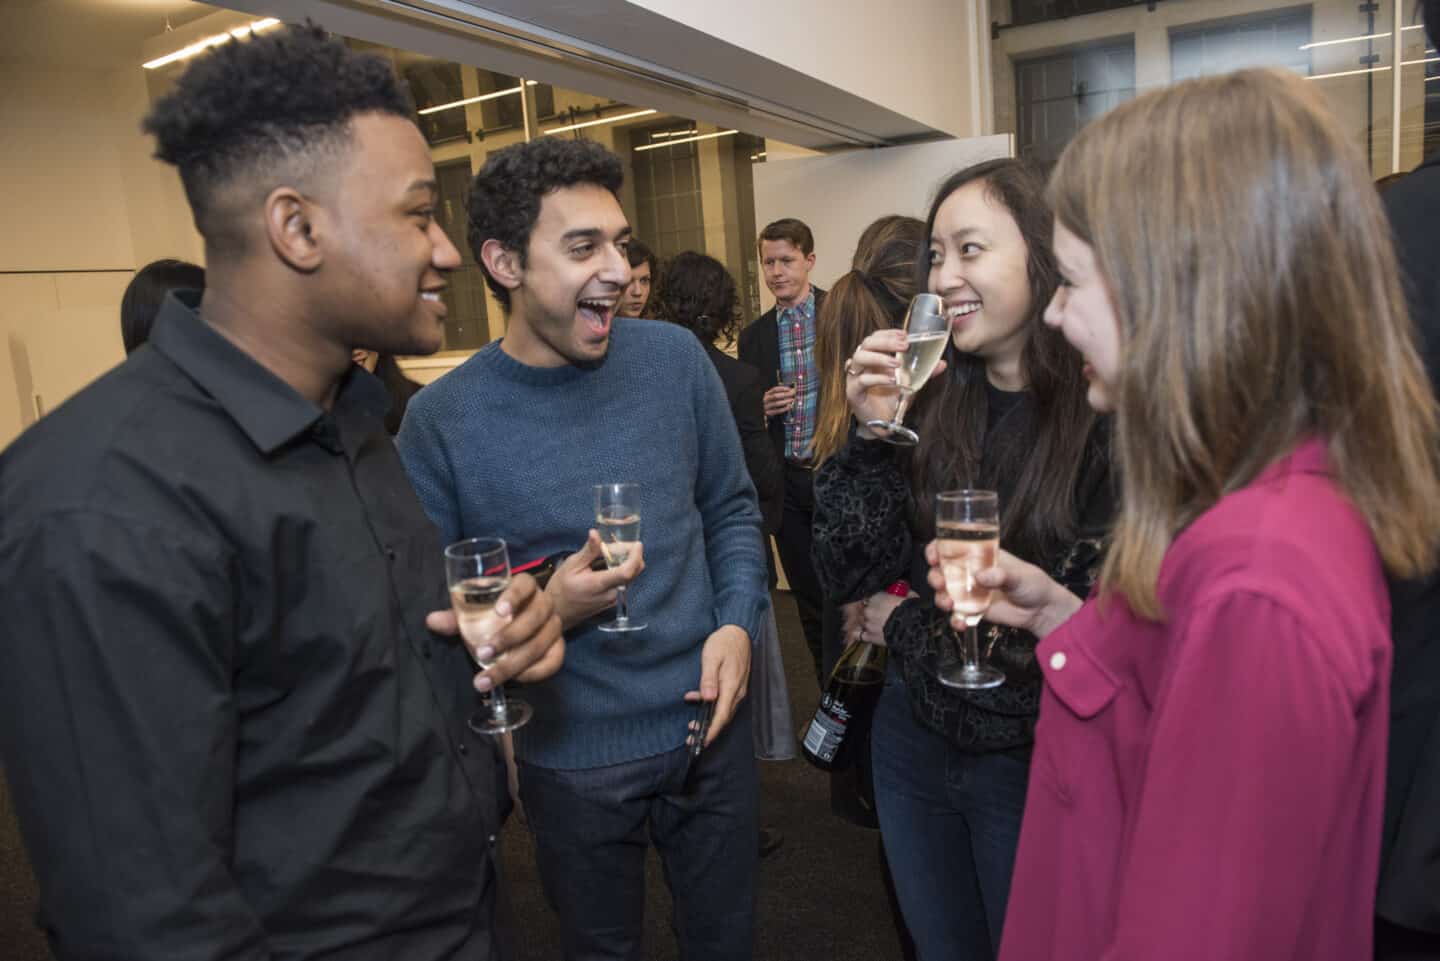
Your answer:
[148,290,389,456]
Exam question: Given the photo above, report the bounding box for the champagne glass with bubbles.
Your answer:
[866,293,949,447]
[595,483,647,633]
[935,490,1005,690]
[445,536,533,734]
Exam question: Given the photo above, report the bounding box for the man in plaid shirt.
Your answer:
[739,219,827,683]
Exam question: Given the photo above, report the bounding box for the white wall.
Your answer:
[752,135,1014,310]
[0,61,202,450]
[629,0,988,138]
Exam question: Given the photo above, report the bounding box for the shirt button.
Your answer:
[1049,651,1067,671]
[487,834,497,846]
[457,742,469,756]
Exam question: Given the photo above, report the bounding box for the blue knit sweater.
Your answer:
[397,319,769,770]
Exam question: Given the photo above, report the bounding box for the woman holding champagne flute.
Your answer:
[812,158,1112,961]
[926,70,1440,961]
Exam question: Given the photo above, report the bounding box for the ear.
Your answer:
[480,238,523,294]
[263,186,323,273]
[804,251,817,270]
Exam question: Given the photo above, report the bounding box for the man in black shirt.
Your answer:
[0,23,562,961]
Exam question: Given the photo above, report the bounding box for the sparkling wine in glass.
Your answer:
[934,490,1005,690]
[595,483,647,633]
[445,536,533,734]
[866,292,949,447]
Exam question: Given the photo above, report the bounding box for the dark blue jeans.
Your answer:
[871,668,1030,961]
[517,699,759,961]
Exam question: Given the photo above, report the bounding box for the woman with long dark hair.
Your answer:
[812,159,1112,961]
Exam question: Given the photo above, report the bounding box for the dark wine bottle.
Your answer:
[801,633,888,772]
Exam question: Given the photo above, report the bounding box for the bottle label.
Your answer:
[802,692,851,763]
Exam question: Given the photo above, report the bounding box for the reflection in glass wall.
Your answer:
[991,0,1422,179]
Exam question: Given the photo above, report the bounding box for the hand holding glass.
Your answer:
[934,490,1005,690]
[865,293,949,447]
[445,536,534,734]
[595,483,647,633]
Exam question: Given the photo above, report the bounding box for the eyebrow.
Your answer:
[936,227,985,244]
[560,226,632,243]
[404,179,438,198]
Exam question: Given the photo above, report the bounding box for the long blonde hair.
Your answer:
[812,215,926,466]
[1048,67,1440,619]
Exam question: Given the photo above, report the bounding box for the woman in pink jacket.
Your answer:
[927,68,1440,961]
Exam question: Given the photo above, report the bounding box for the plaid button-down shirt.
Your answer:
[776,289,817,462]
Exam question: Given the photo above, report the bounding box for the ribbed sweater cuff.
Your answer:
[717,594,769,647]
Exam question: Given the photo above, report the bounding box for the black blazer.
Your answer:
[1378,151,1440,935]
[705,344,783,535]
[737,286,826,464]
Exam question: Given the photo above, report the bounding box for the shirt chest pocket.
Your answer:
[1033,640,1123,803]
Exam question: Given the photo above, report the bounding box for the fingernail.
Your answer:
[475,646,496,663]
[474,674,494,692]
[495,599,513,617]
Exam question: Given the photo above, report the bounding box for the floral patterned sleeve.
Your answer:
[811,434,912,606]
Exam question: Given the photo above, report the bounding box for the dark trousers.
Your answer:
[871,670,1029,961]
[776,462,824,684]
[1377,918,1440,960]
[517,700,759,961]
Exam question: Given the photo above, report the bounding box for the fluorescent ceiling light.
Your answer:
[1308,54,1440,80]
[634,129,738,152]
[143,17,282,69]
[650,128,699,138]
[418,81,536,116]
[544,108,658,134]
[1300,24,1423,50]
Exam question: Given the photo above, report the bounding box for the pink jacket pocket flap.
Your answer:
[1040,640,1121,719]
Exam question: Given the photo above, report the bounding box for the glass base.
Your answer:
[598,617,647,633]
[937,663,1005,690]
[865,419,919,446]
[468,698,533,735]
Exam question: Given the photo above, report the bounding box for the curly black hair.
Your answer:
[467,138,624,310]
[142,22,413,250]
[656,251,740,348]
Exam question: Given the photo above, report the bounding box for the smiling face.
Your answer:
[926,180,1034,374]
[1045,222,1121,412]
[760,239,815,309]
[320,112,460,356]
[620,259,652,318]
[506,183,632,368]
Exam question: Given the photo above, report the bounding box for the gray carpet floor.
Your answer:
[0,591,906,961]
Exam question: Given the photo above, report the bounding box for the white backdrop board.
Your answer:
[751,135,1015,312]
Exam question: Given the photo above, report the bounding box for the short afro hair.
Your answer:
[657,251,741,348]
[467,137,625,310]
[142,22,413,251]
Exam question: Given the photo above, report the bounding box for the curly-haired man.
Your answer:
[0,23,563,961]
[398,137,768,960]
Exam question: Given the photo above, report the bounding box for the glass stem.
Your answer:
[614,584,631,624]
[487,680,510,720]
[893,389,914,425]
[960,619,981,675]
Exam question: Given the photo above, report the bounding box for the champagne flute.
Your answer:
[865,293,949,447]
[595,483,647,633]
[934,490,1005,690]
[445,537,534,734]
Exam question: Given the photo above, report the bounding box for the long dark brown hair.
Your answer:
[812,215,926,466]
[906,159,1096,562]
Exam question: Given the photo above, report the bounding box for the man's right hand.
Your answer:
[762,384,797,418]
[546,529,645,630]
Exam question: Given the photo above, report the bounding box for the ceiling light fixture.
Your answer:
[544,108,658,134]
[418,81,537,116]
[650,128,699,139]
[1307,53,1440,80]
[142,17,282,69]
[1300,24,1424,50]
[634,129,738,152]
